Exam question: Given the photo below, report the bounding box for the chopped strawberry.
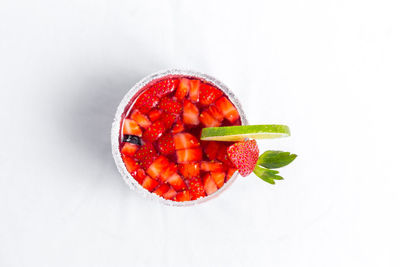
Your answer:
[189,79,201,103]
[171,120,184,134]
[210,171,225,188]
[227,140,259,176]
[176,148,202,163]
[203,173,218,195]
[148,109,163,122]
[123,119,142,136]
[157,133,175,155]
[142,120,166,142]
[163,186,177,200]
[160,113,177,129]
[122,155,140,173]
[215,97,240,123]
[134,143,158,169]
[130,109,151,128]
[200,161,225,172]
[159,96,182,114]
[207,104,224,122]
[199,110,221,127]
[146,155,170,178]
[133,88,159,114]
[175,190,191,202]
[216,144,235,168]
[159,163,177,183]
[131,168,146,184]
[199,83,223,106]
[167,173,187,191]
[226,168,237,181]
[142,176,159,192]
[178,163,200,179]
[152,78,179,97]
[204,141,223,160]
[175,78,190,100]
[121,142,139,156]
[188,177,206,200]
[173,133,200,150]
[183,100,200,125]
[153,183,170,196]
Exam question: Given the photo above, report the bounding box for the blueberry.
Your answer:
[123,135,141,145]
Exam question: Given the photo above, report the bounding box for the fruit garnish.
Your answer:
[210,171,225,188]
[227,140,259,176]
[199,110,221,127]
[133,88,159,114]
[157,133,175,155]
[158,96,182,114]
[142,176,159,191]
[175,190,191,202]
[189,79,200,102]
[176,148,202,163]
[178,163,200,179]
[183,100,200,125]
[175,78,190,100]
[200,125,291,141]
[142,120,166,142]
[203,173,218,195]
[121,142,139,156]
[123,119,142,136]
[130,109,151,128]
[199,84,223,106]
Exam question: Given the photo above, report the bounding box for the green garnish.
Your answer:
[253,150,297,184]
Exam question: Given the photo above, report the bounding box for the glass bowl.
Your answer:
[111,69,248,206]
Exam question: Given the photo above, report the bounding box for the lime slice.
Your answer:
[200,125,291,141]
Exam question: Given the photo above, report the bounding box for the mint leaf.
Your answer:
[253,165,283,184]
[257,150,297,169]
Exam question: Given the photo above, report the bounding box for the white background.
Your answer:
[1,0,399,266]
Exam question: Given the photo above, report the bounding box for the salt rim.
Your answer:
[111,69,248,207]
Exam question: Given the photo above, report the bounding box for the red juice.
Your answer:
[118,75,241,202]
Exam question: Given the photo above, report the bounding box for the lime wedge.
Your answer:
[200,125,291,141]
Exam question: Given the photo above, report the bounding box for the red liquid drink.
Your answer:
[112,70,246,205]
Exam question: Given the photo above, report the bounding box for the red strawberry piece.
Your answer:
[188,177,206,200]
[227,140,259,177]
[153,183,170,196]
[203,173,218,195]
[142,120,166,142]
[142,176,159,192]
[210,171,225,188]
[200,161,225,172]
[175,78,190,100]
[130,109,151,128]
[216,144,235,168]
[159,96,182,114]
[204,141,223,160]
[148,108,163,122]
[133,88,159,114]
[121,142,139,157]
[226,168,237,181]
[176,148,202,163]
[199,83,223,106]
[171,120,184,134]
[122,155,140,173]
[152,78,179,97]
[163,186,177,200]
[199,110,221,127]
[131,168,146,184]
[189,79,201,103]
[183,100,200,125]
[159,163,177,183]
[123,119,142,136]
[146,155,170,178]
[178,163,200,179]
[157,133,175,155]
[215,96,240,123]
[134,143,158,169]
[207,105,224,122]
[167,173,187,191]
[173,132,200,150]
[175,190,191,202]
[160,113,177,129]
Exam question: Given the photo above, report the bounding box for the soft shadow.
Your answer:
[61,69,148,171]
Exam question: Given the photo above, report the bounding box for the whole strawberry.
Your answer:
[227,140,259,177]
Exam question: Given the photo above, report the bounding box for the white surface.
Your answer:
[0,0,399,266]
